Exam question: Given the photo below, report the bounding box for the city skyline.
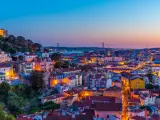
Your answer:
[1,0,160,48]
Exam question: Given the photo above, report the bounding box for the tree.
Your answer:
[7,92,27,114]
[54,61,63,68]
[147,69,153,83]
[2,43,9,52]
[0,36,4,41]
[18,55,24,60]
[8,35,16,43]
[30,71,45,91]
[32,43,42,52]
[9,48,16,54]
[0,82,10,95]
[16,36,25,45]
[145,84,154,89]
[51,53,61,62]
[11,56,18,61]
[62,61,70,68]
[0,104,15,120]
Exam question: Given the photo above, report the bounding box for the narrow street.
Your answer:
[122,85,129,120]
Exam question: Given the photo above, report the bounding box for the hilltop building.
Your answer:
[0,29,8,37]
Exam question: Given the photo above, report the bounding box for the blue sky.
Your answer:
[1,0,160,48]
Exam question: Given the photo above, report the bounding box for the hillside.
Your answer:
[0,35,42,54]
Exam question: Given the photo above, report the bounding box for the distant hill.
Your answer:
[0,35,42,54]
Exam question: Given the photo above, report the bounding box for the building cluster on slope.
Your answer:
[1,41,160,120]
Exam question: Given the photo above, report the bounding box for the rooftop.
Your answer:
[94,103,122,111]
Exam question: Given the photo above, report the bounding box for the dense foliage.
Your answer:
[0,35,42,54]
[0,82,43,116]
[0,105,15,120]
[147,69,153,83]
[28,101,60,114]
[145,84,154,89]
[30,71,45,91]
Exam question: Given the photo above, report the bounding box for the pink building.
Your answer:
[94,103,122,119]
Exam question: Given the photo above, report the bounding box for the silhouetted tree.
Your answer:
[0,82,10,95]
[51,53,61,62]
[30,71,45,91]
[147,69,153,83]
[145,84,154,89]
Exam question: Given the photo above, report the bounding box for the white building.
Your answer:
[0,51,11,63]
[41,52,50,58]
[104,57,123,62]
[152,66,160,73]
[68,74,82,87]
[21,62,34,75]
[0,64,13,80]
[25,54,37,62]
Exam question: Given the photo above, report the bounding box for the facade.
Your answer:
[33,61,53,72]
[68,74,83,87]
[41,52,50,58]
[130,78,145,90]
[0,51,11,63]
[103,86,122,98]
[0,64,13,80]
[42,95,65,104]
[94,103,122,119]
[21,62,34,74]
[25,54,37,62]
[50,73,82,88]
[104,56,123,62]
[89,72,112,89]
[62,68,81,76]
[0,72,6,82]
[122,73,145,90]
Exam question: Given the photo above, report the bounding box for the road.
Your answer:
[122,84,129,120]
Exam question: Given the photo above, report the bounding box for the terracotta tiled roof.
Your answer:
[131,116,145,120]
[85,96,116,103]
[63,96,74,100]
[94,103,122,111]
[44,114,93,120]
[129,98,141,103]
[73,100,92,107]
[74,115,93,120]
[61,68,81,72]
[148,114,160,120]
[105,86,122,91]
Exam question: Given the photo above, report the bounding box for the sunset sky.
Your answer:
[1,0,160,48]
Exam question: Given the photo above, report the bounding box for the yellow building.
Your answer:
[0,29,7,37]
[122,73,145,91]
[130,77,145,90]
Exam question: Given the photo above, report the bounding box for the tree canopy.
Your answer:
[30,71,45,91]
[147,69,153,83]
[0,35,42,54]
[51,53,61,62]
[145,84,154,89]
[0,82,10,95]
[0,104,15,120]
